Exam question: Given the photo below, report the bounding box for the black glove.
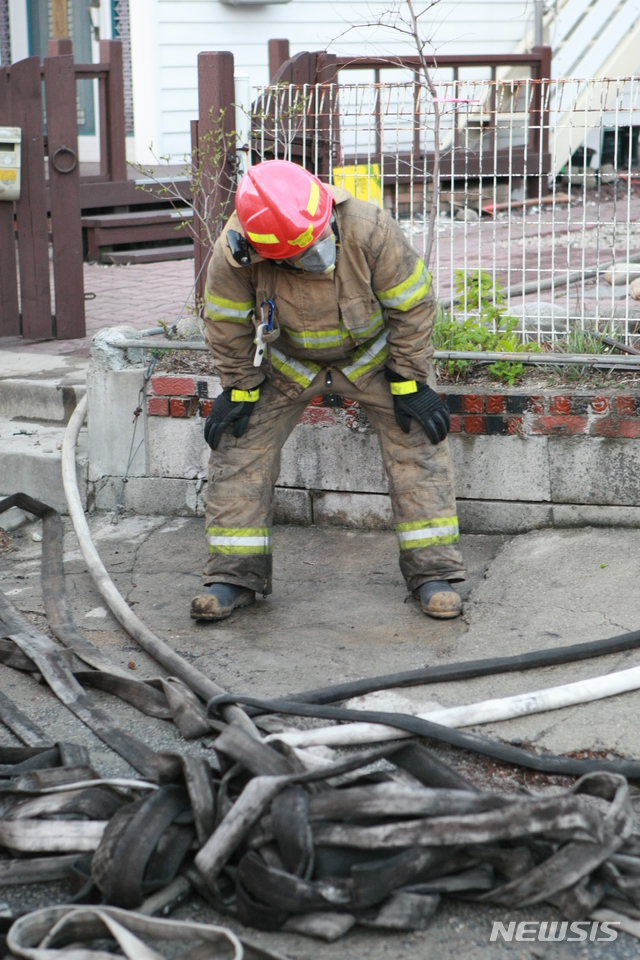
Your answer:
[385,369,450,445]
[204,387,260,450]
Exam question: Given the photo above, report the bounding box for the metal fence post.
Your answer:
[44,51,85,339]
[195,51,236,308]
[0,66,20,336]
[11,56,52,340]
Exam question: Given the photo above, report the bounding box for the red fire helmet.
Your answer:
[235,160,333,259]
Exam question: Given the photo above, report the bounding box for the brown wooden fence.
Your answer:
[0,39,126,341]
[193,45,553,300]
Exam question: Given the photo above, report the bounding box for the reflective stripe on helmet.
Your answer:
[396,516,459,550]
[270,347,322,388]
[338,330,389,382]
[204,286,254,323]
[207,526,273,556]
[376,259,432,312]
[247,232,279,245]
[307,181,320,216]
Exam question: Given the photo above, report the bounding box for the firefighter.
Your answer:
[191,159,465,622]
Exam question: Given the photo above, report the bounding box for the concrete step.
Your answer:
[0,378,86,424]
[0,417,88,518]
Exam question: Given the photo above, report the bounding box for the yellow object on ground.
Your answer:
[333,164,383,208]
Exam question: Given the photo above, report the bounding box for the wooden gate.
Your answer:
[0,39,126,341]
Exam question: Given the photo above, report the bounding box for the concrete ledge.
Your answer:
[457,500,553,534]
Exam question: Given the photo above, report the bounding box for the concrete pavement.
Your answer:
[1,515,640,958]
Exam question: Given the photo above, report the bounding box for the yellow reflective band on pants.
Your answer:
[207,527,273,556]
[396,516,459,550]
[376,260,432,312]
[270,348,322,388]
[338,329,389,383]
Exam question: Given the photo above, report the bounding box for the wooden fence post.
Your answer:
[11,56,52,340]
[48,38,73,56]
[100,40,127,182]
[195,51,236,307]
[0,67,20,337]
[44,52,85,339]
[269,40,290,83]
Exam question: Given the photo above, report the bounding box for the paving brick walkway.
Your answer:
[0,259,196,358]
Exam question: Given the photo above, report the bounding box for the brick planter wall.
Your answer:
[86,368,640,533]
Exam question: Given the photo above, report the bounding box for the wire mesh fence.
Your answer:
[251,77,640,347]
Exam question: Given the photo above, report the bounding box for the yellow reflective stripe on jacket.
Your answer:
[284,326,350,349]
[396,516,459,550]
[204,285,254,323]
[271,347,322,388]
[376,259,432,312]
[338,330,389,382]
[207,526,272,556]
[348,308,384,340]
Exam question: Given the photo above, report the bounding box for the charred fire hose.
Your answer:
[2,398,640,946]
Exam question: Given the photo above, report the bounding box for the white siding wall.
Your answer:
[134,0,531,161]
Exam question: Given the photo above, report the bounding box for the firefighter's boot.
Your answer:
[190,583,255,621]
[416,581,462,620]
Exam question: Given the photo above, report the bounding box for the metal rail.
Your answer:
[111,339,640,368]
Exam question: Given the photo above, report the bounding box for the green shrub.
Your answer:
[433,270,541,384]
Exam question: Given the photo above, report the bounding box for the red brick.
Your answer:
[151,375,195,397]
[507,416,523,434]
[485,395,505,414]
[594,419,640,438]
[449,414,461,433]
[530,415,588,435]
[464,415,485,434]
[300,407,335,425]
[170,398,191,417]
[200,399,214,418]
[550,396,571,415]
[309,395,324,406]
[462,394,484,413]
[591,396,609,414]
[342,398,360,409]
[529,396,544,414]
[616,396,636,416]
[147,397,169,416]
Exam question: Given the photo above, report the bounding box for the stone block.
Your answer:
[90,476,199,516]
[312,491,394,529]
[457,499,553,534]
[87,366,148,480]
[278,422,388,493]
[146,416,209,479]
[549,437,640,505]
[273,488,312,525]
[449,435,551,502]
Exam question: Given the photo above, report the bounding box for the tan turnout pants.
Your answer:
[204,366,465,595]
